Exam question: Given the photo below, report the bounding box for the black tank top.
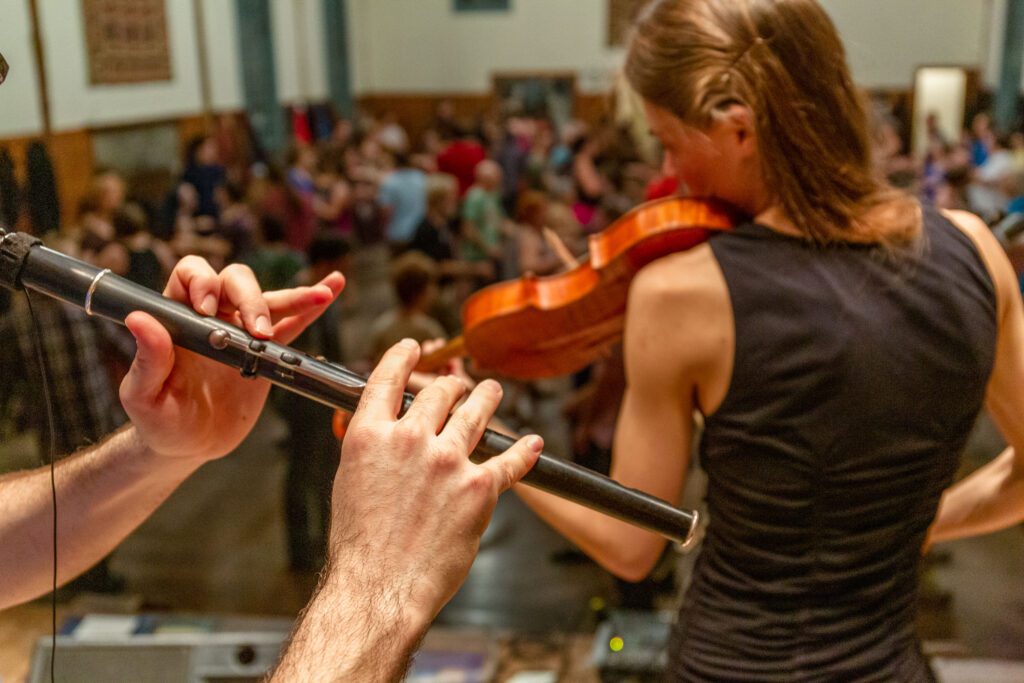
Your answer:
[669,209,997,681]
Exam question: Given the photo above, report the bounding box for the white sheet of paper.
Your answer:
[72,614,139,639]
[505,673,557,683]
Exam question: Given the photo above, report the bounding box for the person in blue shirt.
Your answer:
[378,152,427,248]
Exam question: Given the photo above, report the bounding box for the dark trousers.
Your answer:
[276,393,340,572]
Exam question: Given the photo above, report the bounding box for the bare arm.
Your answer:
[0,426,201,609]
[929,210,1024,544]
[0,259,344,609]
[515,246,731,580]
[269,565,426,681]
[573,144,606,200]
[270,342,542,681]
[314,180,350,222]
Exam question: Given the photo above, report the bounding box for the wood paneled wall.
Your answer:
[0,113,224,233]
[357,92,612,147]
[358,93,490,145]
[177,114,213,151]
[2,130,92,231]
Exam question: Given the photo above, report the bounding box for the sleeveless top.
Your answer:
[668,209,998,682]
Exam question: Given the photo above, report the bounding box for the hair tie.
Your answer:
[731,35,768,70]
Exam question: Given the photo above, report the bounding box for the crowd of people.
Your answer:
[877,108,1024,245]
[5,0,1024,675]
[0,102,668,585]
[57,104,670,356]
[4,93,1024,589]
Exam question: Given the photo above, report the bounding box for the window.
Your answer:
[454,0,510,12]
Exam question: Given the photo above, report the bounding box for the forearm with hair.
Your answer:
[268,554,429,682]
[0,424,204,609]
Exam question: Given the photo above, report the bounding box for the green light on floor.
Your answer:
[609,636,624,652]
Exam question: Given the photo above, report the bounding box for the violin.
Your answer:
[417,196,739,379]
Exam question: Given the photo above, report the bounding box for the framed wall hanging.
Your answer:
[83,0,172,84]
[454,0,511,12]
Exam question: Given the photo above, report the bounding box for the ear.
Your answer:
[712,103,757,157]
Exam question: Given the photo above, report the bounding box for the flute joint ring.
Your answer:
[678,509,703,552]
[84,269,111,316]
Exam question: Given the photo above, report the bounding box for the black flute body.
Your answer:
[0,232,699,545]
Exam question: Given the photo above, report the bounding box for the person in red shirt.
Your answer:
[437,129,487,198]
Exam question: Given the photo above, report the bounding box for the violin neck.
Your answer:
[542,226,578,271]
[416,335,467,374]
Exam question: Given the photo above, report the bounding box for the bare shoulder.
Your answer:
[628,243,730,341]
[943,209,1005,265]
[629,242,727,308]
[942,209,1016,318]
[625,243,732,407]
[943,209,996,247]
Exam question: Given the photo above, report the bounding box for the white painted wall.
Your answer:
[201,0,245,111]
[271,0,300,103]
[272,0,330,104]
[346,0,999,94]
[348,0,624,94]
[0,0,44,137]
[37,0,204,130]
[0,0,1015,138]
[0,0,302,136]
[346,0,374,95]
[301,0,330,100]
[819,0,991,89]
[912,67,968,156]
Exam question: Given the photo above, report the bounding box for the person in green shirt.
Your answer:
[460,160,506,267]
[245,214,307,291]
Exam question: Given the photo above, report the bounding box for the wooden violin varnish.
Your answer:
[417,197,738,380]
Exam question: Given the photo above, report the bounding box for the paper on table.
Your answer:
[71,614,139,639]
[505,672,557,683]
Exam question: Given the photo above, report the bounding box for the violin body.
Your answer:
[455,197,738,379]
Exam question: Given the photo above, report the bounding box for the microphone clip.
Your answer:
[0,230,42,292]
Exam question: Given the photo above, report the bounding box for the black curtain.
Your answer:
[25,140,60,235]
[0,147,19,229]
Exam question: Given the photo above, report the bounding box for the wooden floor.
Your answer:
[1,408,1024,680]
[930,415,1024,660]
[107,409,610,625]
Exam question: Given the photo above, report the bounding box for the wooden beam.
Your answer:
[995,0,1024,131]
[26,0,51,139]
[192,0,213,122]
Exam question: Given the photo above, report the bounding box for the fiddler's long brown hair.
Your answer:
[625,0,919,245]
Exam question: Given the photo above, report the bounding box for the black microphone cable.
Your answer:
[1,53,54,679]
[24,289,58,683]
